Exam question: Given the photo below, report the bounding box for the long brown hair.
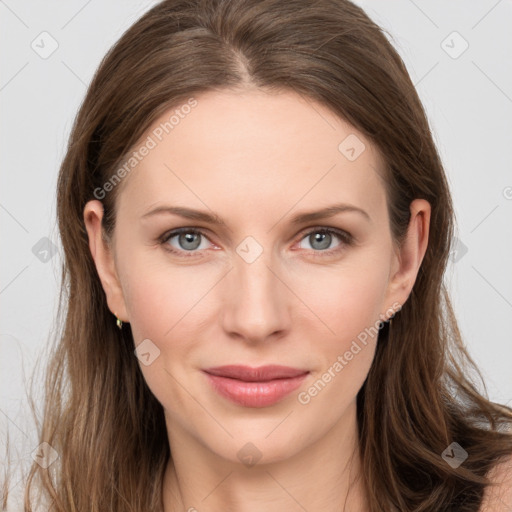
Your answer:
[3,0,512,510]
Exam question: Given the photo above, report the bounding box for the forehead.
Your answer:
[117,88,387,223]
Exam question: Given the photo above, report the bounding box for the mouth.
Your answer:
[202,365,310,408]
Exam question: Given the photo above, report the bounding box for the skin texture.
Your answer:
[84,88,430,512]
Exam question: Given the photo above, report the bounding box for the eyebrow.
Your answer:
[141,203,371,225]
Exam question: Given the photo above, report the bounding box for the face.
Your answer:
[84,88,429,466]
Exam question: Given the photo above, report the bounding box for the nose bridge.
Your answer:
[221,234,289,341]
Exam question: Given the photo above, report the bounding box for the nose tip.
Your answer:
[220,252,289,344]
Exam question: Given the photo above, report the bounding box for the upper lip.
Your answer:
[203,365,309,382]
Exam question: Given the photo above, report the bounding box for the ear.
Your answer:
[83,200,129,323]
[384,198,431,315]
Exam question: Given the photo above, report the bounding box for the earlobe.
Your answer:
[83,200,129,323]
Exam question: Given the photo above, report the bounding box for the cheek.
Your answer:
[298,256,391,344]
[294,263,389,422]
[119,250,214,341]
[119,258,213,414]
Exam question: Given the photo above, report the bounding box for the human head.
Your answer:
[52,0,457,509]
[84,84,429,463]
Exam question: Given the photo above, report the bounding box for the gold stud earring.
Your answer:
[114,312,123,330]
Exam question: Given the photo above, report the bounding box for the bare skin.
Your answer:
[84,87,430,511]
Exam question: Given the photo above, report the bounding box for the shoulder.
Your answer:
[479,452,512,511]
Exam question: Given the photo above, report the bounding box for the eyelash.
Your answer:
[158,226,354,259]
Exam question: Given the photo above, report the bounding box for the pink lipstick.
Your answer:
[202,365,309,408]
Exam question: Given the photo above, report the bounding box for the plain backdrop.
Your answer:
[1,0,511,502]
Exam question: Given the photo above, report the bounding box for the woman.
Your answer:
[5,0,512,510]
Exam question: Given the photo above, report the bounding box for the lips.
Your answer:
[202,365,309,408]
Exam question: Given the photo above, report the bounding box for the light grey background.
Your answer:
[1,0,511,504]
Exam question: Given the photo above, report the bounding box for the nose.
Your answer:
[220,247,291,345]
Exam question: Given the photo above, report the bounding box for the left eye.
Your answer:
[296,228,349,253]
[159,227,352,257]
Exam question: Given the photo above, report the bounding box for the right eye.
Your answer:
[159,228,215,257]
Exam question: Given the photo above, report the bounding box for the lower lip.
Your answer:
[203,372,309,408]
